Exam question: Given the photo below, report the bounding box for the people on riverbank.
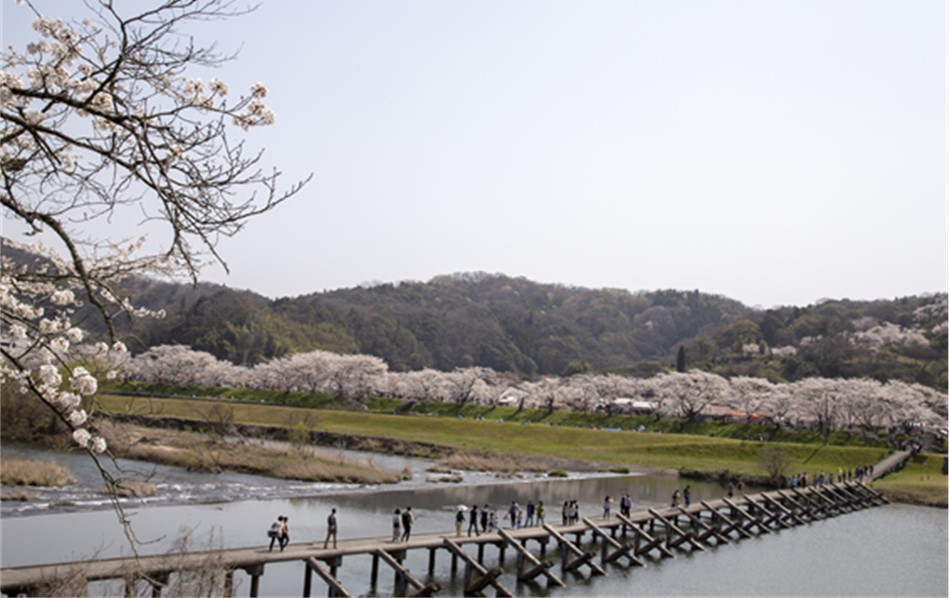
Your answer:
[683,485,691,507]
[480,504,490,533]
[323,509,337,549]
[671,489,680,508]
[537,500,546,525]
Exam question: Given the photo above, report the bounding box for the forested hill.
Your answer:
[4,237,943,387]
[110,271,947,389]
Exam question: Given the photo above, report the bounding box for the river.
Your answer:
[1,446,946,596]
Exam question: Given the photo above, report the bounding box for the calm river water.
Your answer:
[1,446,947,597]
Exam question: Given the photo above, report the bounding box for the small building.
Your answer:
[614,397,656,415]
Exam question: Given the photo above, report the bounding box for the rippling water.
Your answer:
[1,443,523,516]
[1,446,946,597]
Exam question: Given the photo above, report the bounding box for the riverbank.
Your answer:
[90,395,946,507]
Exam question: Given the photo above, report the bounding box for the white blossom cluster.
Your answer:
[0,239,168,453]
[1,13,277,138]
[2,0,309,532]
[851,322,930,350]
[769,345,798,358]
[741,343,761,356]
[119,345,948,432]
[913,295,949,336]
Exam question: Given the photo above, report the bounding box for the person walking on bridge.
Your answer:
[455,506,465,537]
[391,509,401,542]
[279,516,290,551]
[401,507,414,541]
[468,504,480,537]
[323,508,337,549]
[268,516,283,552]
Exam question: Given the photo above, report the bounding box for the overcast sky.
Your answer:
[3,0,947,309]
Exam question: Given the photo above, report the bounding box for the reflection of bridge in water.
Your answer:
[0,452,909,597]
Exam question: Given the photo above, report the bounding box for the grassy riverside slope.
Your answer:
[94,394,948,507]
[869,453,948,507]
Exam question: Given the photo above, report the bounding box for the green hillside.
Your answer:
[105,272,946,389]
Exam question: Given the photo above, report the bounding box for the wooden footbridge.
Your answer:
[0,476,895,598]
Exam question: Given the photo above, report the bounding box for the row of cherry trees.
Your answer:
[119,344,947,434]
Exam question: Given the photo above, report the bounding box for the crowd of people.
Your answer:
[788,465,875,489]
[266,470,869,552]
[266,492,645,552]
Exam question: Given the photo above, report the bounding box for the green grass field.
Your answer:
[96,394,918,490]
[870,453,948,507]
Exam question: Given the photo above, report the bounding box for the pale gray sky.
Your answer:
[3,0,947,308]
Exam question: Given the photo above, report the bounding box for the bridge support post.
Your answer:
[389,550,406,590]
[427,548,437,576]
[303,563,312,598]
[370,553,379,590]
[306,557,351,598]
[497,529,564,587]
[241,564,265,598]
[443,538,514,597]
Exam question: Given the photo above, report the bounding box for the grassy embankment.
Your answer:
[97,419,403,485]
[0,457,76,487]
[94,393,947,507]
[868,452,948,507]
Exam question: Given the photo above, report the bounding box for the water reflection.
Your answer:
[2,446,945,597]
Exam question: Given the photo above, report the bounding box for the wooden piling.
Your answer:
[497,529,565,586]
[306,557,351,598]
[442,538,513,597]
[542,523,608,576]
[582,517,644,567]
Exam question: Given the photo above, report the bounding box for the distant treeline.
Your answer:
[83,271,948,389]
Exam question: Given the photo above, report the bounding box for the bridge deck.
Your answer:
[0,452,906,596]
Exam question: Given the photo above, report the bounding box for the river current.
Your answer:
[1,445,947,596]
